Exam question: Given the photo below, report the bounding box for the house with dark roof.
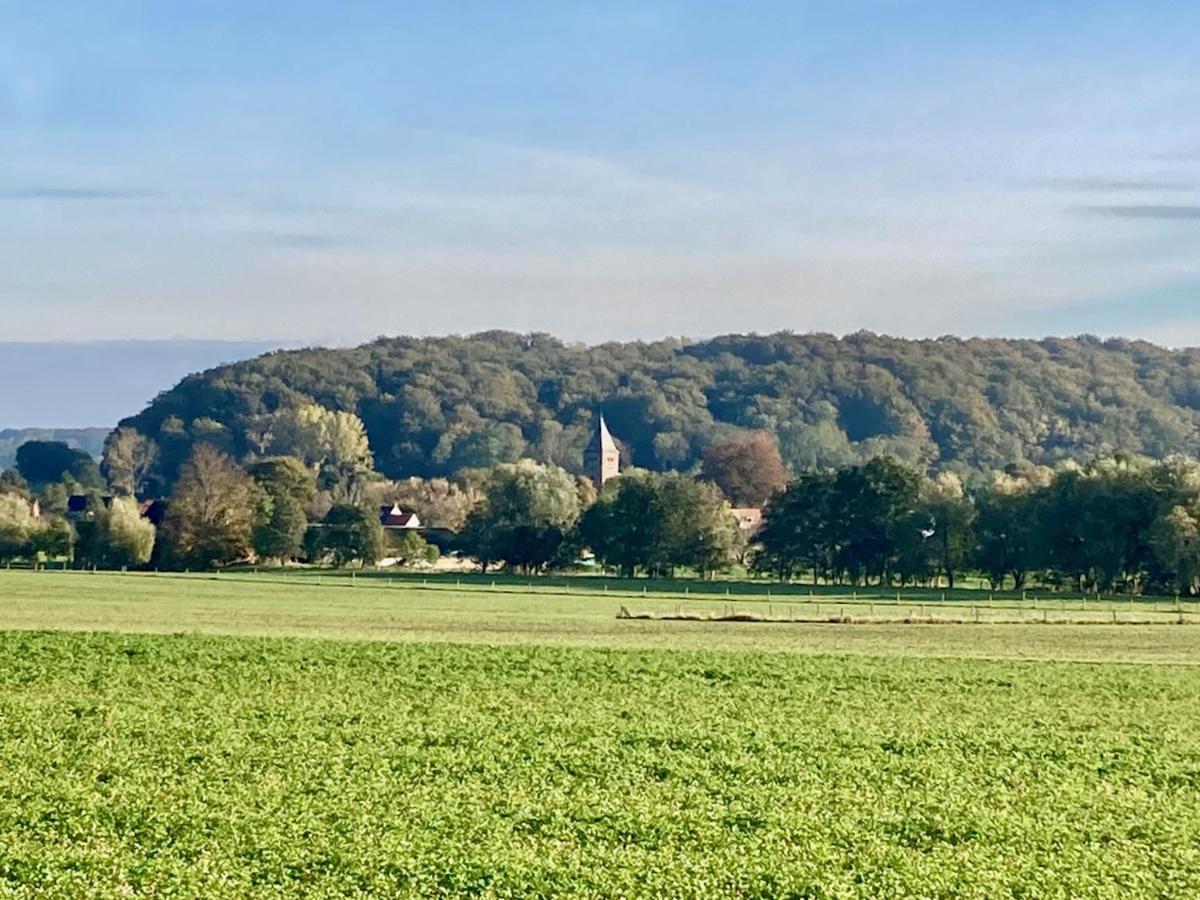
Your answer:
[379,503,421,529]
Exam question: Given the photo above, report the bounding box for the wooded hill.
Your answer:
[120,331,1200,484]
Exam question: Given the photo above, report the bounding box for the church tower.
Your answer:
[583,414,620,487]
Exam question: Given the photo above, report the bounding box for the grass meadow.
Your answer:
[0,571,1199,896]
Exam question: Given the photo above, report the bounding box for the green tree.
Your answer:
[973,489,1036,590]
[917,472,976,589]
[832,457,922,584]
[77,497,156,569]
[388,529,439,566]
[252,496,309,562]
[654,475,740,578]
[755,471,837,582]
[16,441,102,489]
[459,460,580,573]
[1149,505,1200,595]
[30,517,74,561]
[579,471,663,578]
[0,493,38,562]
[248,456,316,563]
[581,471,738,578]
[307,504,385,567]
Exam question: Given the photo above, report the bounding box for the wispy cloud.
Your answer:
[1036,178,1193,192]
[0,186,159,201]
[1088,205,1200,220]
[249,231,354,249]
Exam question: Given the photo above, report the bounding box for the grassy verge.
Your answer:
[2,569,1200,663]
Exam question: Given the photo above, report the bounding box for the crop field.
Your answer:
[1,573,1200,896]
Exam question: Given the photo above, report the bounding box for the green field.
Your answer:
[1,572,1199,896]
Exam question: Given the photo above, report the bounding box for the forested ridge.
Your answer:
[120,331,1200,484]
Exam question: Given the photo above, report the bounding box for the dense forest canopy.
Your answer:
[119,331,1200,487]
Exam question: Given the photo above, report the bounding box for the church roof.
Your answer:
[586,414,618,454]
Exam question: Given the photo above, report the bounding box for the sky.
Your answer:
[4,1,1200,349]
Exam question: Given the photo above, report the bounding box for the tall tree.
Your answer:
[973,489,1035,591]
[16,441,103,489]
[654,475,740,578]
[832,457,922,584]
[0,493,38,562]
[582,471,738,578]
[102,428,159,496]
[701,430,789,507]
[248,456,315,563]
[76,497,156,569]
[755,471,837,582]
[579,471,663,578]
[1149,505,1200,595]
[159,446,260,569]
[917,472,976,589]
[459,460,580,573]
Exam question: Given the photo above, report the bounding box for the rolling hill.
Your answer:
[119,331,1200,483]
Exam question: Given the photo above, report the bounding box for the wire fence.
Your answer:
[6,566,1200,624]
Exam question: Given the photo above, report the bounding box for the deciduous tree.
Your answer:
[102,428,159,496]
[701,430,788,506]
[160,447,260,569]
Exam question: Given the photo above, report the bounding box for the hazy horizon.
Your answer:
[5,3,1200,347]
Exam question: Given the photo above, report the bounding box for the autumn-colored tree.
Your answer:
[700,431,788,507]
[102,427,159,496]
[160,446,260,569]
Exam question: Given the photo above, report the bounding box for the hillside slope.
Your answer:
[120,331,1200,481]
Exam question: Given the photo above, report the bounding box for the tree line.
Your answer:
[8,421,1200,595]
[757,455,1200,595]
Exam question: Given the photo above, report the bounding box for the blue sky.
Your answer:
[4,1,1200,345]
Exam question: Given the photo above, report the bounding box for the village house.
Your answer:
[379,503,421,529]
[729,506,764,535]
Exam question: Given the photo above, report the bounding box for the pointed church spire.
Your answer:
[584,411,621,486]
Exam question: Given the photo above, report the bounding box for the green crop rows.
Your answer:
[1,630,1198,897]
